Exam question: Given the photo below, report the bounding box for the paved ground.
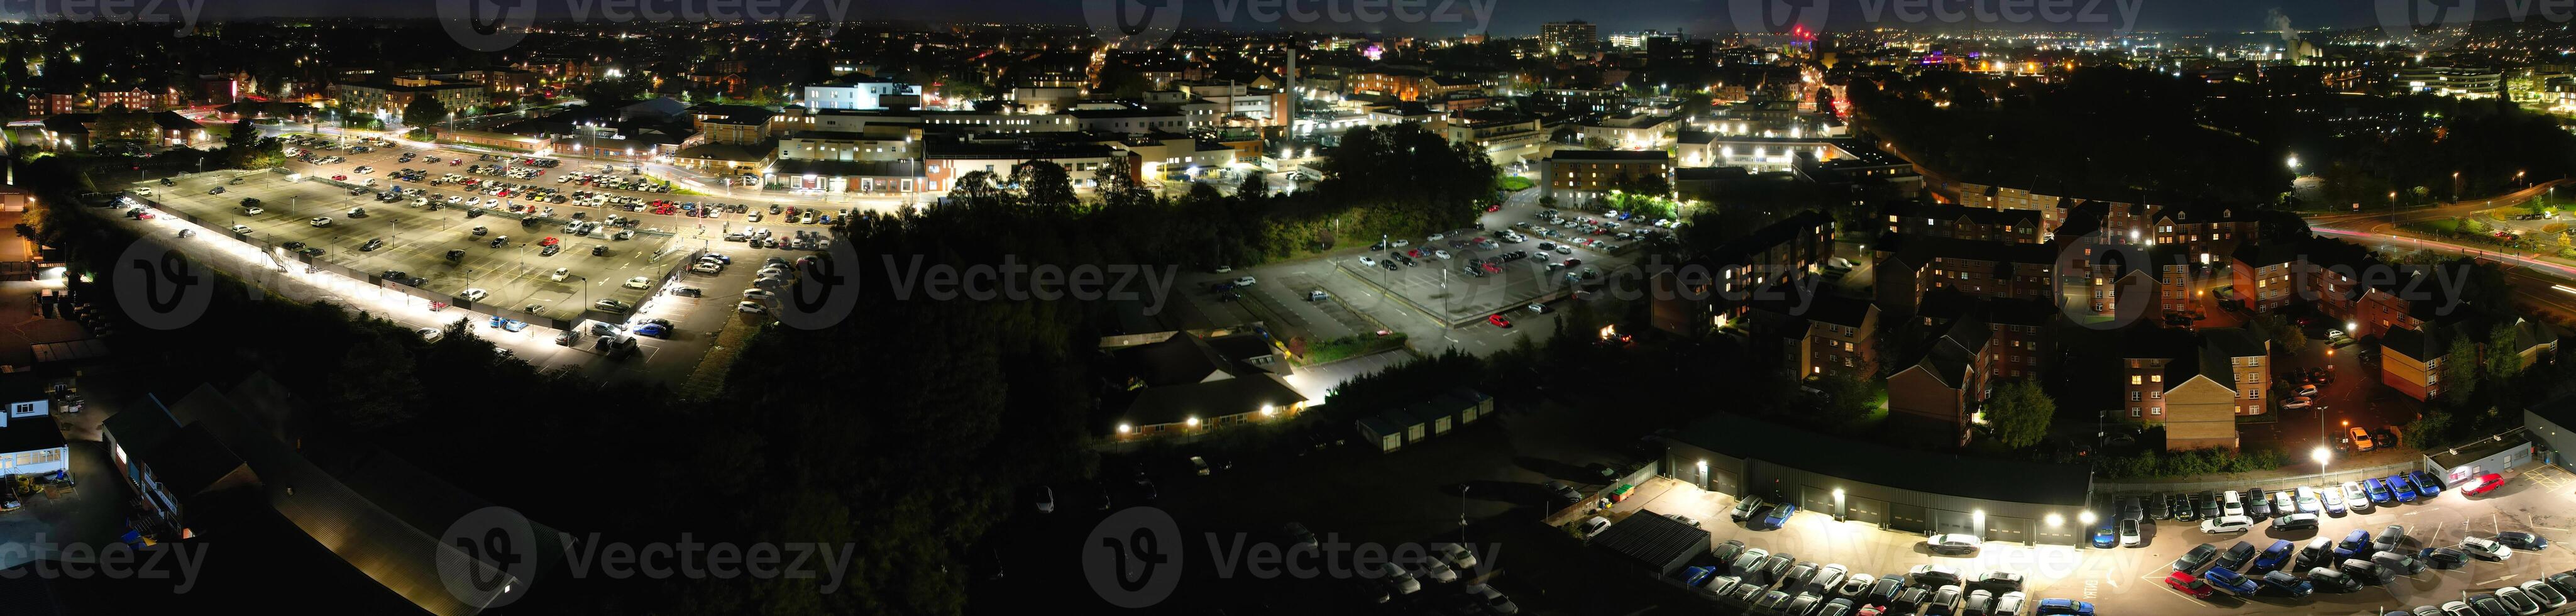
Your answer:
[0,442,138,569]
[129,170,676,323]
[1161,187,1626,357]
[95,183,784,385]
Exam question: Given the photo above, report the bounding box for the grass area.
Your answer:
[1495,175,1534,192]
[1297,333,1408,365]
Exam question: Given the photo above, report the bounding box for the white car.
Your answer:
[1358,256,1377,267]
[1577,515,1612,538]
[1232,276,1257,287]
[1467,583,1518,615]
[243,206,263,214]
[2463,536,2513,560]
[742,289,775,301]
[228,224,251,234]
[737,301,767,313]
[1406,558,1458,583]
[1434,542,1477,570]
[416,327,443,342]
[2342,482,2374,512]
[308,216,333,227]
[133,187,152,196]
[1377,562,1421,594]
[550,268,571,282]
[459,288,488,302]
[624,277,652,289]
[1433,250,1451,260]
[1390,239,1411,248]
[2199,515,2254,534]
[1427,233,1445,242]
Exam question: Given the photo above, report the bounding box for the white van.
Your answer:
[2220,490,2245,517]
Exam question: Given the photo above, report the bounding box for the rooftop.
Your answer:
[1669,413,2093,506]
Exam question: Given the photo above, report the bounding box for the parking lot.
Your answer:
[128,170,678,323]
[1602,467,2576,615]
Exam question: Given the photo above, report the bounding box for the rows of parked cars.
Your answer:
[2170,517,2555,615]
[558,170,671,193]
[1663,527,2095,616]
[2123,470,2491,537]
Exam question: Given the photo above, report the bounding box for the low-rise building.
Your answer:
[1104,330,1307,441]
[1539,150,1670,202]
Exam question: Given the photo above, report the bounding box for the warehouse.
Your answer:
[1658,414,2094,546]
[1588,510,1712,577]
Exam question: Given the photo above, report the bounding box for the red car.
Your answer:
[1407,249,1424,258]
[2463,473,2507,496]
[1484,204,1501,212]
[135,211,156,220]
[1487,314,1512,328]
[331,174,347,180]
[2165,571,2214,598]
[538,237,560,246]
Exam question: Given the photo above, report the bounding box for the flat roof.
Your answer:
[1670,414,2092,506]
[2428,427,2533,469]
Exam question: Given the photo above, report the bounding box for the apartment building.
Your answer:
[1881,202,2045,244]
[1539,150,1671,201]
[1871,235,2059,316]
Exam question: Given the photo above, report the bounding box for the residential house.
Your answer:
[1104,331,1307,440]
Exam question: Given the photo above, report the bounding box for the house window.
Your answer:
[2131,407,2142,417]
[2152,406,2162,415]
[2130,392,2142,402]
[2130,375,2143,385]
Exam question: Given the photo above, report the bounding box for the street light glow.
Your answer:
[2078,510,2097,525]
[2311,447,2330,465]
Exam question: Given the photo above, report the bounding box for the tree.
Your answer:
[2404,410,2453,448]
[2486,323,2526,382]
[2443,336,2482,400]
[1984,379,2056,448]
[402,95,448,127]
[1236,170,1267,198]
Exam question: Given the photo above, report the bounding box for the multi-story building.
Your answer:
[800,77,923,111]
[1886,310,1993,443]
[1916,290,2058,382]
[1650,211,1838,334]
[2396,65,2503,99]
[2382,325,2450,401]
[2230,241,2301,312]
[1881,202,2045,243]
[1443,110,1544,158]
[2119,326,2269,449]
[1577,113,1677,150]
[1541,20,1600,55]
[331,77,490,119]
[1798,294,1879,380]
[1349,66,1432,101]
[1539,150,1670,201]
[1529,87,1623,114]
[1871,236,2059,316]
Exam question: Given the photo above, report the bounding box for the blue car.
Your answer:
[2335,529,2373,558]
[2036,598,2096,615]
[1759,503,1798,529]
[633,324,668,338]
[2200,567,2261,596]
[2091,521,2117,548]
[2250,539,2293,572]
[1680,565,1717,587]
[2364,478,2394,505]
[2412,470,2446,497]
[2389,475,2419,502]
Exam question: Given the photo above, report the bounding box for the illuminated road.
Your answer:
[2308,226,2576,321]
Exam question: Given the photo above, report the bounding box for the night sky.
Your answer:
[170,0,2445,36]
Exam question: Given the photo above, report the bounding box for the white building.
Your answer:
[801,80,925,111]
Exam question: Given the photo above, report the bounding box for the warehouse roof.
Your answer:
[1670,414,2093,506]
[1589,510,1711,576]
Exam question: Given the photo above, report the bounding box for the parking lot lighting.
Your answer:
[2078,510,2096,525]
[1116,423,1132,434]
[2312,447,2330,465]
[2044,513,2063,527]
[1185,417,1199,428]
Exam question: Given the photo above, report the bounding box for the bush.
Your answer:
[1495,175,1534,192]
[2096,447,2288,479]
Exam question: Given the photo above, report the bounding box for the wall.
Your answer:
[1660,439,2089,546]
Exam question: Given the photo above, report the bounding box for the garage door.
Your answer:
[2034,522,2083,547]
[1800,486,1838,515]
[1710,469,1741,498]
[1930,509,1977,536]
[1986,516,2034,545]
[1888,503,1930,534]
[1847,497,1888,527]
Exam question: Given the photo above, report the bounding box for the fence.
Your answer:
[2095,459,2425,494]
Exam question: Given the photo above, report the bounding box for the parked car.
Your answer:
[2305,567,2360,593]
[2497,531,2550,551]
[1927,534,1983,555]
[2350,427,2376,451]
[2462,536,2513,561]
[2343,481,2375,513]
[2372,525,2408,553]
[2250,540,2294,572]
[2172,544,2219,573]
[2165,571,2216,598]
[1758,503,1797,529]
[2216,541,2258,570]
[2463,473,2508,496]
[2199,515,2254,534]
[2336,529,2375,558]
[2118,519,2143,547]
[2413,470,2447,497]
[2520,580,2568,609]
